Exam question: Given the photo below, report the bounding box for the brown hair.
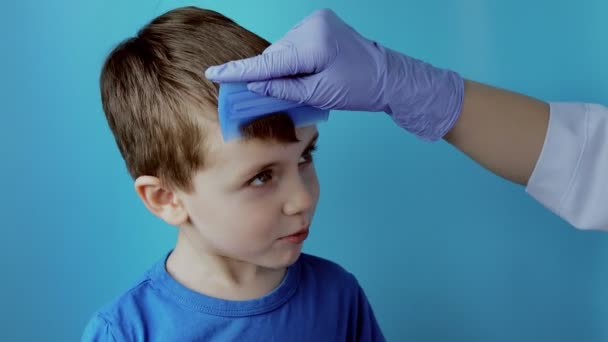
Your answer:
[100,6,297,192]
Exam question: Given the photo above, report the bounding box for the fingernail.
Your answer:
[205,64,226,79]
[204,67,216,79]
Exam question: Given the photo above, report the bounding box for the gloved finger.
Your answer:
[205,9,339,82]
[263,40,293,54]
[247,78,311,104]
[205,48,316,82]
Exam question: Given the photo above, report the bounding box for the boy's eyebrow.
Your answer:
[237,131,320,179]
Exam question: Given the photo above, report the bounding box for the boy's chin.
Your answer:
[282,249,303,267]
[264,247,303,269]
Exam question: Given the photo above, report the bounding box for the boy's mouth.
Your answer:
[280,225,310,244]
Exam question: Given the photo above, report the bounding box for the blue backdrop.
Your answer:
[3,0,607,341]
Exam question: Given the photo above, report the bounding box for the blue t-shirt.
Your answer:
[82,252,385,341]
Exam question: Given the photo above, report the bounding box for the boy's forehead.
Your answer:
[204,125,318,169]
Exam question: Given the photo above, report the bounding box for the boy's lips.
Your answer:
[280,225,310,244]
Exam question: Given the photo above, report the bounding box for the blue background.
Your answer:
[3,0,607,341]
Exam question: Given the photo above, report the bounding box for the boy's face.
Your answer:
[177,124,320,269]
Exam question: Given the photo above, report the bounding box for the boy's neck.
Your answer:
[165,231,287,301]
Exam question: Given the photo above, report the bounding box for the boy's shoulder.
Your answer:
[92,275,154,319]
[82,262,162,341]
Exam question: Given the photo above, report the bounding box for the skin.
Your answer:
[444,80,550,186]
[134,124,320,300]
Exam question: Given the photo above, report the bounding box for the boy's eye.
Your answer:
[299,145,318,164]
[246,145,318,187]
[248,170,274,187]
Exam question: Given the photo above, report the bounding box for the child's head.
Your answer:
[101,7,320,268]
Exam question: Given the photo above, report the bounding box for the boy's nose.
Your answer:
[283,176,315,216]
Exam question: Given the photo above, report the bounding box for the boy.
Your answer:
[83,6,385,341]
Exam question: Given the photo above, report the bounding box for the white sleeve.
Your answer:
[526,102,608,231]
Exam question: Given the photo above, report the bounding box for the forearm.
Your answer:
[444,80,549,185]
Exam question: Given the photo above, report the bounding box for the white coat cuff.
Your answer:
[525,102,588,218]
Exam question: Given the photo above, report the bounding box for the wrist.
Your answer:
[384,49,464,141]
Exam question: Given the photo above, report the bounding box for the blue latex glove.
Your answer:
[205,9,464,141]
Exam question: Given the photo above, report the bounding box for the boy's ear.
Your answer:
[134,176,189,226]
